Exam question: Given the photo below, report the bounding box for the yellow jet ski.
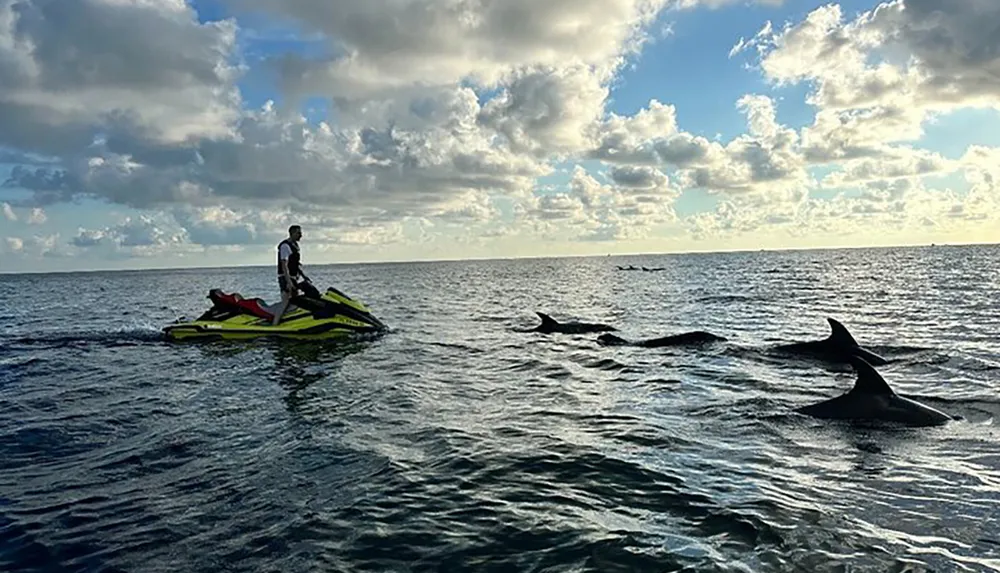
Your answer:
[163,284,387,342]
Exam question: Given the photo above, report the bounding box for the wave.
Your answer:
[0,328,166,350]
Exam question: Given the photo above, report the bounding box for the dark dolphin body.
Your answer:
[772,318,888,366]
[615,265,664,272]
[597,331,727,348]
[796,357,952,427]
[521,312,617,335]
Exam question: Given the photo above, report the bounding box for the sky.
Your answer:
[2,0,999,272]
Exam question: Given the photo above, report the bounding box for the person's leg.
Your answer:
[272,279,294,326]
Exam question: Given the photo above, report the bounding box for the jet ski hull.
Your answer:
[164,286,387,342]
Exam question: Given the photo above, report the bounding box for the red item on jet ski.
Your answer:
[208,289,274,320]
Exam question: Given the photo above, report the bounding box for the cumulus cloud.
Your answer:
[72,215,187,253]
[2,0,688,251]
[516,164,678,242]
[586,94,810,201]
[26,207,45,224]
[678,94,807,194]
[0,0,242,156]
[590,99,679,164]
[821,148,958,188]
[651,0,1000,245]
[234,0,668,99]
[478,64,612,157]
[0,232,65,259]
[610,165,670,190]
[63,206,418,257]
[3,236,22,252]
[7,96,549,217]
[734,1,1000,164]
[171,206,278,247]
[1,0,999,268]
[687,160,1000,244]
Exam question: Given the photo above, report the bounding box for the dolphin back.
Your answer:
[848,356,895,395]
[798,357,952,427]
[827,318,860,347]
[597,333,629,346]
[535,312,559,329]
[829,318,890,365]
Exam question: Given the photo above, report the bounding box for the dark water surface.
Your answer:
[2,245,999,572]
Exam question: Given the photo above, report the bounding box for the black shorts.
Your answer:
[279,275,297,294]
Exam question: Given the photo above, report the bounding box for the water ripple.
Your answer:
[2,246,1000,571]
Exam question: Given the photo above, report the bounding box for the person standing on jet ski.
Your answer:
[273,225,321,325]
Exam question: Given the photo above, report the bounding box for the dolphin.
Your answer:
[522,312,617,334]
[796,356,952,427]
[597,331,727,347]
[771,318,888,366]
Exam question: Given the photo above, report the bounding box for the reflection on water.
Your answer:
[270,339,374,411]
[2,245,1000,571]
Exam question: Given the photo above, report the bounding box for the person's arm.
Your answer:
[279,245,296,289]
[297,251,310,282]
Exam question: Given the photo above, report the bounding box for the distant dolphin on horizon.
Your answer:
[771,318,889,366]
[519,312,617,335]
[597,331,727,348]
[796,357,952,427]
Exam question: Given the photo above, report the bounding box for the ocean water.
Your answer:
[1,245,999,572]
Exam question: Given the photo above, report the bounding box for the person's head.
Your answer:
[288,225,302,241]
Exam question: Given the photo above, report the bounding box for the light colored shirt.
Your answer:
[279,242,293,261]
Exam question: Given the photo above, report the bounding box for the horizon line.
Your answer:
[2,239,996,277]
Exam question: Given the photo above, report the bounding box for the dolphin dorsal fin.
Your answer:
[827,318,859,347]
[849,357,894,395]
[536,312,558,326]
